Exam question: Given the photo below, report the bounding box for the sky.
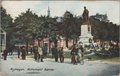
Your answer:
[1,1,120,25]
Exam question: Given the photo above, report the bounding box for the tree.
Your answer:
[14,8,39,52]
[60,11,81,47]
[90,14,119,41]
[1,6,13,49]
[31,14,58,48]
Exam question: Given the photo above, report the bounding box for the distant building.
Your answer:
[47,6,50,18]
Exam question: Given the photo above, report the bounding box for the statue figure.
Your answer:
[82,6,89,25]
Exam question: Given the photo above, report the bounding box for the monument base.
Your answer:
[78,24,93,46]
[78,35,93,45]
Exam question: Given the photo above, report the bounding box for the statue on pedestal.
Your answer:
[82,6,89,25]
[78,6,93,48]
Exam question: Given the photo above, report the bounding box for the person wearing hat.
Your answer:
[71,44,78,65]
[21,46,26,60]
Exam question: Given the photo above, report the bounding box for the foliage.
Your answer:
[13,8,39,44]
[59,11,81,47]
[90,15,119,41]
[1,6,13,31]
[1,7,119,47]
[1,6,13,48]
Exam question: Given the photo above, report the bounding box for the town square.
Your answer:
[0,1,119,76]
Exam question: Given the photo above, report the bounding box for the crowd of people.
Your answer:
[1,43,85,65]
[93,40,119,57]
[1,40,119,65]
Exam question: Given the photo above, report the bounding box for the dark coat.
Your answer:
[52,47,58,57]
[3,49,8,56]
[71,47,78,55]
[59,49,64,57]
[21,48,26,57]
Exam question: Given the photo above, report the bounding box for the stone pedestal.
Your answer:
[78,24,93,45]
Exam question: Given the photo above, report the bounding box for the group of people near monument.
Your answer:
[32,45,65,63]
[1,44,65,62]
[1,43,85,65]
[71,44,84,65]
[1,39,119,65]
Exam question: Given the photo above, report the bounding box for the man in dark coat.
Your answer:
[21,46,26,60]
[42,45,48,58]
[30,46,33,54]
[3,49,8,60]
[52,46,59,62]
[71,44,78,64]
[59,47,64,63]
[17,46,21,58]
[34,46,38,61]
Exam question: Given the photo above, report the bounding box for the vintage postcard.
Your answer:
[0,0,119,76]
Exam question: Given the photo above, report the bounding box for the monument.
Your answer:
[78,6,93,46]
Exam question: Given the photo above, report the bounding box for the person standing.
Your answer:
[3,49,8,60]
[42,45,48,58]
[21,46,26,60]
[78,45,84,64]
[52,46,59,62]
[59,47,64,63]
[71,44,78,65]
[18,46,21,58]
[34,46,38,61]
[51,47,54,58]
[38,46,44,62]
[30,46,33,54]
